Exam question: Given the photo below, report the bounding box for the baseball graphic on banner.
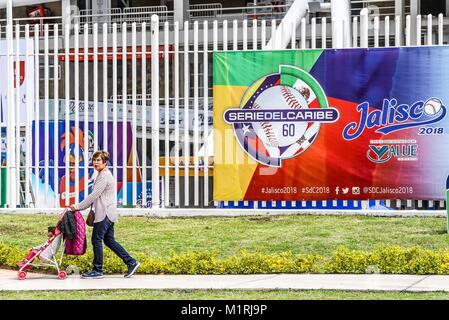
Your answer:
[252,86,308,149]
[424,98,442,115]
[223,65,339,167]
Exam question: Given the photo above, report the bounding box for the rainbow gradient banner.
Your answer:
[213,47,449,201]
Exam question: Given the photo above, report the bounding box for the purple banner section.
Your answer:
[224,108,339,123]
[32,120,133,207]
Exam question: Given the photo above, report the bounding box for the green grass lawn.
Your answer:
[0,214,448,258]
[1,289,449,300]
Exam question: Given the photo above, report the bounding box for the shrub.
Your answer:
[323,246,371,273]
[1,242,448,275]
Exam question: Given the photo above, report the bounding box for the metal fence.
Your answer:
[0,11,447,212]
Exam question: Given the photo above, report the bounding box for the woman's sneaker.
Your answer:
[81,270,104,279]
[125,261,140,278]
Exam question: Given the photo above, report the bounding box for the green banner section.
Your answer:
[213,50,324,86]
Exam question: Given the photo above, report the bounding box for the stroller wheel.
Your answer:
[17,271,27,280]
[58,270,67,280]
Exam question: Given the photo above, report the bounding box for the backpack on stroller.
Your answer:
[17,208,86,280]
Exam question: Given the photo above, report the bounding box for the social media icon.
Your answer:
[342,187,349,194]
[335,187,340,194]
[352,187,360,195]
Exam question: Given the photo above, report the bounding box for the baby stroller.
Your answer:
[17,209,69,280]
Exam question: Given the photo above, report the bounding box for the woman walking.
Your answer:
[71,150,140,279]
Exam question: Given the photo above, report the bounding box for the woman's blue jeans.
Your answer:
[91,216,135,273]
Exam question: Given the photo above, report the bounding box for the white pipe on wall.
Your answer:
[265,0,308,50]
[331,0,352,48]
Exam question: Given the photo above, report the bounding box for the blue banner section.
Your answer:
[310,48,400,108]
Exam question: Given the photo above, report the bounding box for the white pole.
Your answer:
[213,20,218,51]
[164,21,169,208]
[416,15,421,46]
[233,20,238,51]
[74,23,80,204]
[53,24,59,206]
[203,20,209,207]
[64,23,70,206]
[352,17,358,48]
[243,19,247,51]
[321,18,326,49]
[151,15,160,208]
[252,19,257,50]
[360,8,369,48]
[174,21,180,207]
[131,22,137,207]
[301,17,306,49]
[427,14,432,46]
[122,22,128,206]
[311,17,316,49]
[343,17,351,48]
[93,23,99,156]
[395,15,402,47]
[6,0,16,207]
[92,23,97,154]
[385,16,390,47]
[83,23,89,202]
[44,24,49,205]
[405,15,411,46]
[34,24,40,207]
[184,20,189,206]
[193,21,199,207]
[112,23,118,196]
[14,24,20,207]
[92,23,97,159]
[374,16,379,47]
[25,25,31,207]
[102,23,108,152]
[223,20,228,51]
[141,22,147,206]
[261,20,266,49]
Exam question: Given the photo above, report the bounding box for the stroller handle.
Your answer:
[57,207,71,223]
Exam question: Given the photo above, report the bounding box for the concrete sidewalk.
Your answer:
[2,269,449,292]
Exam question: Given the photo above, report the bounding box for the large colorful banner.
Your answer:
[32,121,138,207]
[214,47,449,201]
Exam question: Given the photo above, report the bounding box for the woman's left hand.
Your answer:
[69,204,78,211]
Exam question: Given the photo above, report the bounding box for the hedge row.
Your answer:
[3,243,449,275]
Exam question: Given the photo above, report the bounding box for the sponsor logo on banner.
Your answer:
[343,98,446,140]
[223,65,339,167]
[367,140,418,163]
